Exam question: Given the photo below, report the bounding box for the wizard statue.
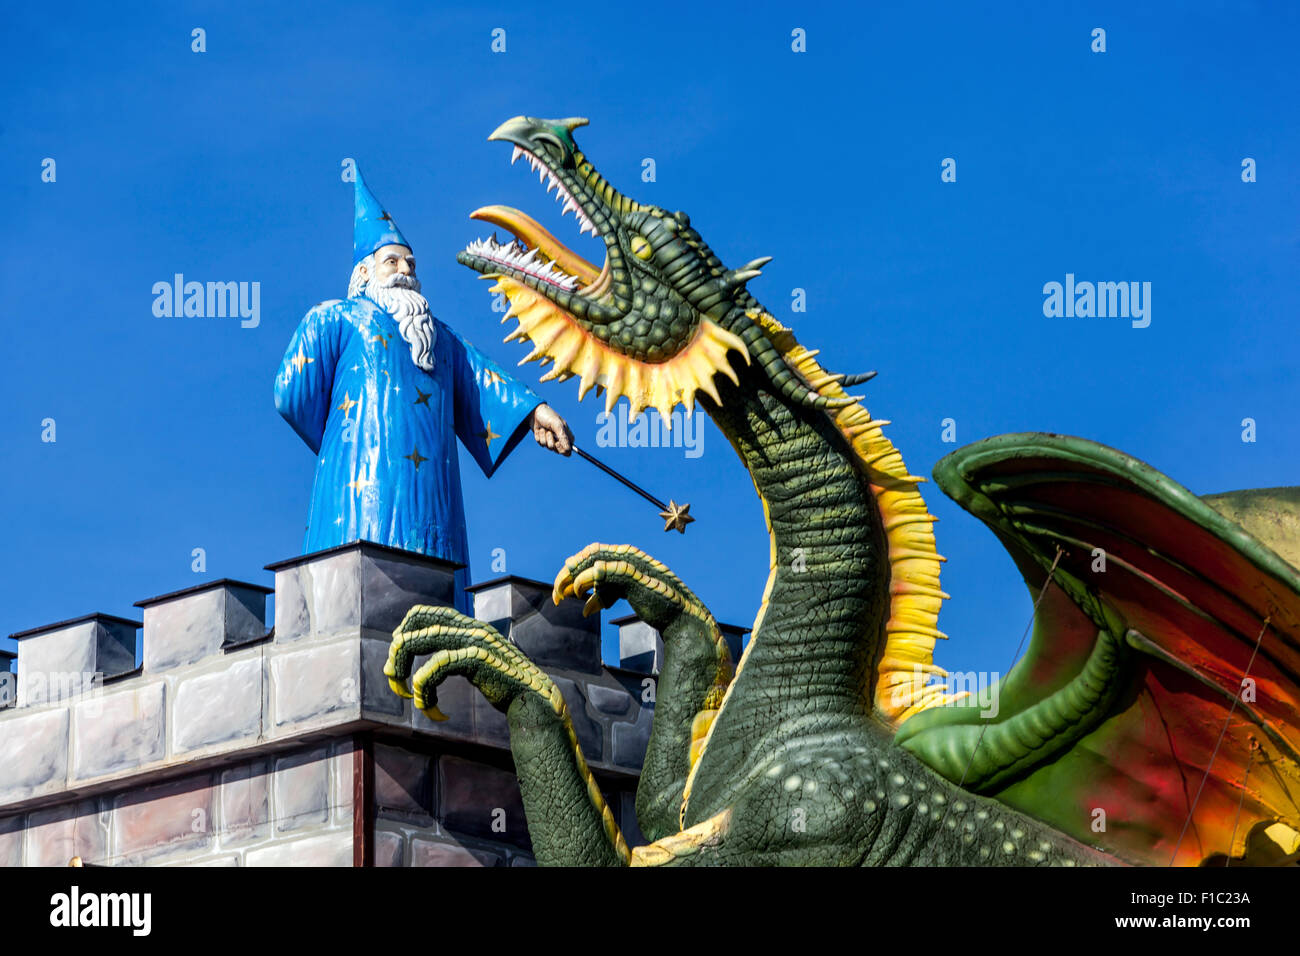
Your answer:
[275,169,572,611]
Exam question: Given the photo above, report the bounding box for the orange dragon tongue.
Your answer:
[469,205,601,287]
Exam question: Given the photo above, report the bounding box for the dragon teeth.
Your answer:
[505,146,602,239]
[464,235,578,291]
[491,146,603,261]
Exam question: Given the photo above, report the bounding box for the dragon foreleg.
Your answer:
[553,544,734,841]
[385,604,629,866]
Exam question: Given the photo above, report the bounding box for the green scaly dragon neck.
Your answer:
[680,352,893,822]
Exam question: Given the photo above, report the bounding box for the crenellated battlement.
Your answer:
[0,542,698,867]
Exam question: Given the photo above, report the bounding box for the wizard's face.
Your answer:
[364,244,417,287]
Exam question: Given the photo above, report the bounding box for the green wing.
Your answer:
[899,433,1300,866]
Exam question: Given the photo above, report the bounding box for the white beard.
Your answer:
[351,265,437,373]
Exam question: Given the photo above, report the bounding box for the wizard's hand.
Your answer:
[530,404,573,456]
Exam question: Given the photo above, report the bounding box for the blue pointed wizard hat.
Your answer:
[353,167,411,264]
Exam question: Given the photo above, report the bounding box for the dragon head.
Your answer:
[458,115,847,419]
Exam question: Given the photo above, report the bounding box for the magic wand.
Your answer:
[571,445,694,533]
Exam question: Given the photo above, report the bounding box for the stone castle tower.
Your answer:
[0,542,745,866]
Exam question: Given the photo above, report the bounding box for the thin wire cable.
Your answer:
[1169,615,1270,866]
[1223,744,1258,868]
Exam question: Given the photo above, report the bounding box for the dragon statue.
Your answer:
[383,116,1300,866]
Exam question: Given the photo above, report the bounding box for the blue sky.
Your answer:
[3,1,1297,678]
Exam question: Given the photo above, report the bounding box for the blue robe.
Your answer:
[275,295,540,611]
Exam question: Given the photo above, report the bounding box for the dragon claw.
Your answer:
[572,566,601,598]
[552,563,578,605]
[420,703,450,722]
[413,681,443,717]
[385,603,559,719]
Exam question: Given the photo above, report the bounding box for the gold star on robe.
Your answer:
[336,392,358,417]
[483,368,505,387]
[404,447,428,469]
[291,347,315,373]
[347,470,374,494]
[481,422,501,448]
[413,388,431,406]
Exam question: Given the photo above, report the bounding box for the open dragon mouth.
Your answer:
[460,144,612,302]
[456,115,753,421]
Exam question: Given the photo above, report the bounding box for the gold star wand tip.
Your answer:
[571,446,695,534]
[659,500,694,534]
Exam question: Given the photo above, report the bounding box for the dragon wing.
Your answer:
[910,433,1300,866]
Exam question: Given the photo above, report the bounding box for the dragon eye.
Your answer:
[631,236,653,260]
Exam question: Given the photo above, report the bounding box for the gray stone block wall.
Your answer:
[0,650,15,711]
[73,681,167,779]
[613,614,663,673]
[613,614,750,672]
[469,576,602,673]
[11,614,136,707]
[368,740,642,867]
[0,542,655,866]
[0,708,69,806]
[137,579,271,671]
[0,740,353,866]
[269,543,459,643]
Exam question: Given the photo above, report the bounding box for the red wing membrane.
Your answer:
[934,434,1300,865]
